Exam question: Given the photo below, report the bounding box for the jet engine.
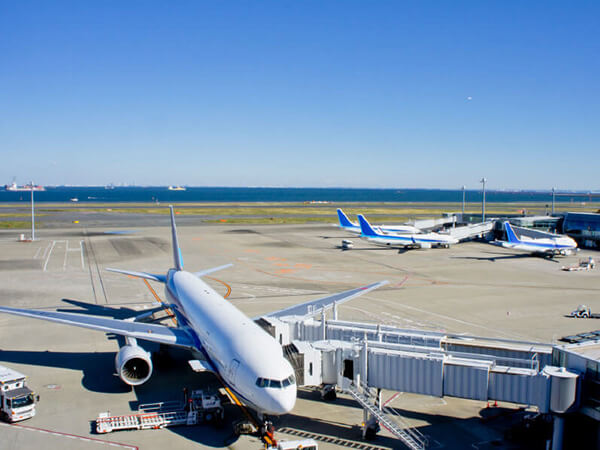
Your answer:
[115,343,153,386]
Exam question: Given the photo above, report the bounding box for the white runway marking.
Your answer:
[63,240,69,271]
[41,241,52,260]
[372,296,532,340]
[43,240,56,271]
[80,240,85,269]
[33,245,43,259]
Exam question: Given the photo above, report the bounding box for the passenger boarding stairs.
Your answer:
[346,381,427,450]
[96,401,196,433]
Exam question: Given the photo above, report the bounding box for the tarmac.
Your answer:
[0,213,599,449]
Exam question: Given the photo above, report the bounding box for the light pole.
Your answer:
[462,185,466,216]
[30,181,35,241]
[552,187,556,216]
[480,178,486,222]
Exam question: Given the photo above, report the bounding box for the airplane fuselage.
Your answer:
[362,233,458,248]
[499,237,577,255]
[165,270,296,415]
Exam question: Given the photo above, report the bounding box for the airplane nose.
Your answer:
[269,389,296,415]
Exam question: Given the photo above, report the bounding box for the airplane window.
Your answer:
[257,376,295,389]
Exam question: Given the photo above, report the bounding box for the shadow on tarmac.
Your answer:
[451,252,560,263]
[57,298,145,319]
[0,345,243,447]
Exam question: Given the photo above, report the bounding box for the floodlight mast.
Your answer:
[480,178,487,222]
[31,182,35,241]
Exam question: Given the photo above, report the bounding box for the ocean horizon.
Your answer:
[1,186,597,204]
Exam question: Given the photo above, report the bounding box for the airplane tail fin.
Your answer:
[357,214,379,237]
[170,206,184,271]
[337,209,355,227]
[504,221,521,243]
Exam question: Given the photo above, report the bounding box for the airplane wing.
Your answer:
[0,306,197,350]
[264,280,389,320]
[194,263,233,278]
[105,268,166,283]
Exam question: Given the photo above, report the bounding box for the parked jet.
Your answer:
[494,221,577,256]
[357,214,458,249]
[336,208,421,235]
[0,206,387,421]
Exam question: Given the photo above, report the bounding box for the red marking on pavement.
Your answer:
[4,422,138,449]
[383,392,401,407]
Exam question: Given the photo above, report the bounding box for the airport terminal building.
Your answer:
[562,212,600,248]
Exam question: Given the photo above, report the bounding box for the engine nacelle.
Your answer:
[115,344,153,386]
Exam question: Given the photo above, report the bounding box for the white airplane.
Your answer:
[336,208,421,235]
[0,206,387,421]
[358,214,458,249]
[493,221,577,256]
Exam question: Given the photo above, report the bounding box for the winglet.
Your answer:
[503,221,521,244]
[170,206,184,271]
[337,209,355,228]
[357,214,379,237]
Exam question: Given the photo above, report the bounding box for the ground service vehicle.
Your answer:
[570,305,600,319]
[0,365,37,422]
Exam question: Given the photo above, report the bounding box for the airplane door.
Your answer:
[229,359,240,385]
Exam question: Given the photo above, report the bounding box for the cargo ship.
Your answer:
[4,182,45,192]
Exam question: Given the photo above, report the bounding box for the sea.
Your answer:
[0,186,590,204]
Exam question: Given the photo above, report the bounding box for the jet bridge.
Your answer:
[260,315,580,449]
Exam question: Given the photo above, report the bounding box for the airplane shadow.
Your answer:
[0,349,130,394]
[0,345,243,447]
[334,245,410,254]
[57,298,146,319]
[451,252,559,263]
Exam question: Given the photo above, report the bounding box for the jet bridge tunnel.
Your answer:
[257,315,582,449]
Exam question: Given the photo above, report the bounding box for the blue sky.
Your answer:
[1,1,598,189]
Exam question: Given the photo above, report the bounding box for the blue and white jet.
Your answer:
[357,214,458,249]
[494,221,577,256]
[336,208,421,235]
[0,207,387,419]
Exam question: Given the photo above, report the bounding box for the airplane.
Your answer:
[336,208,421,235]
[0,206,387,424]
[357,214,459,249]
[493,221,577,256]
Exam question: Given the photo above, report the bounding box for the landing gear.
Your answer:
[261,419,276,442]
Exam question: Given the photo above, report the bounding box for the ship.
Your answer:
[167,186,186,191]
[4,181,45,192]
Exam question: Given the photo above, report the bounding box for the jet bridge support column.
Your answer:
[321,309,327,340]
[360,336,368,384]
[544,366,579,450]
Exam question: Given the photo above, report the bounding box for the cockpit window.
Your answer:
[256,374,296,389]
